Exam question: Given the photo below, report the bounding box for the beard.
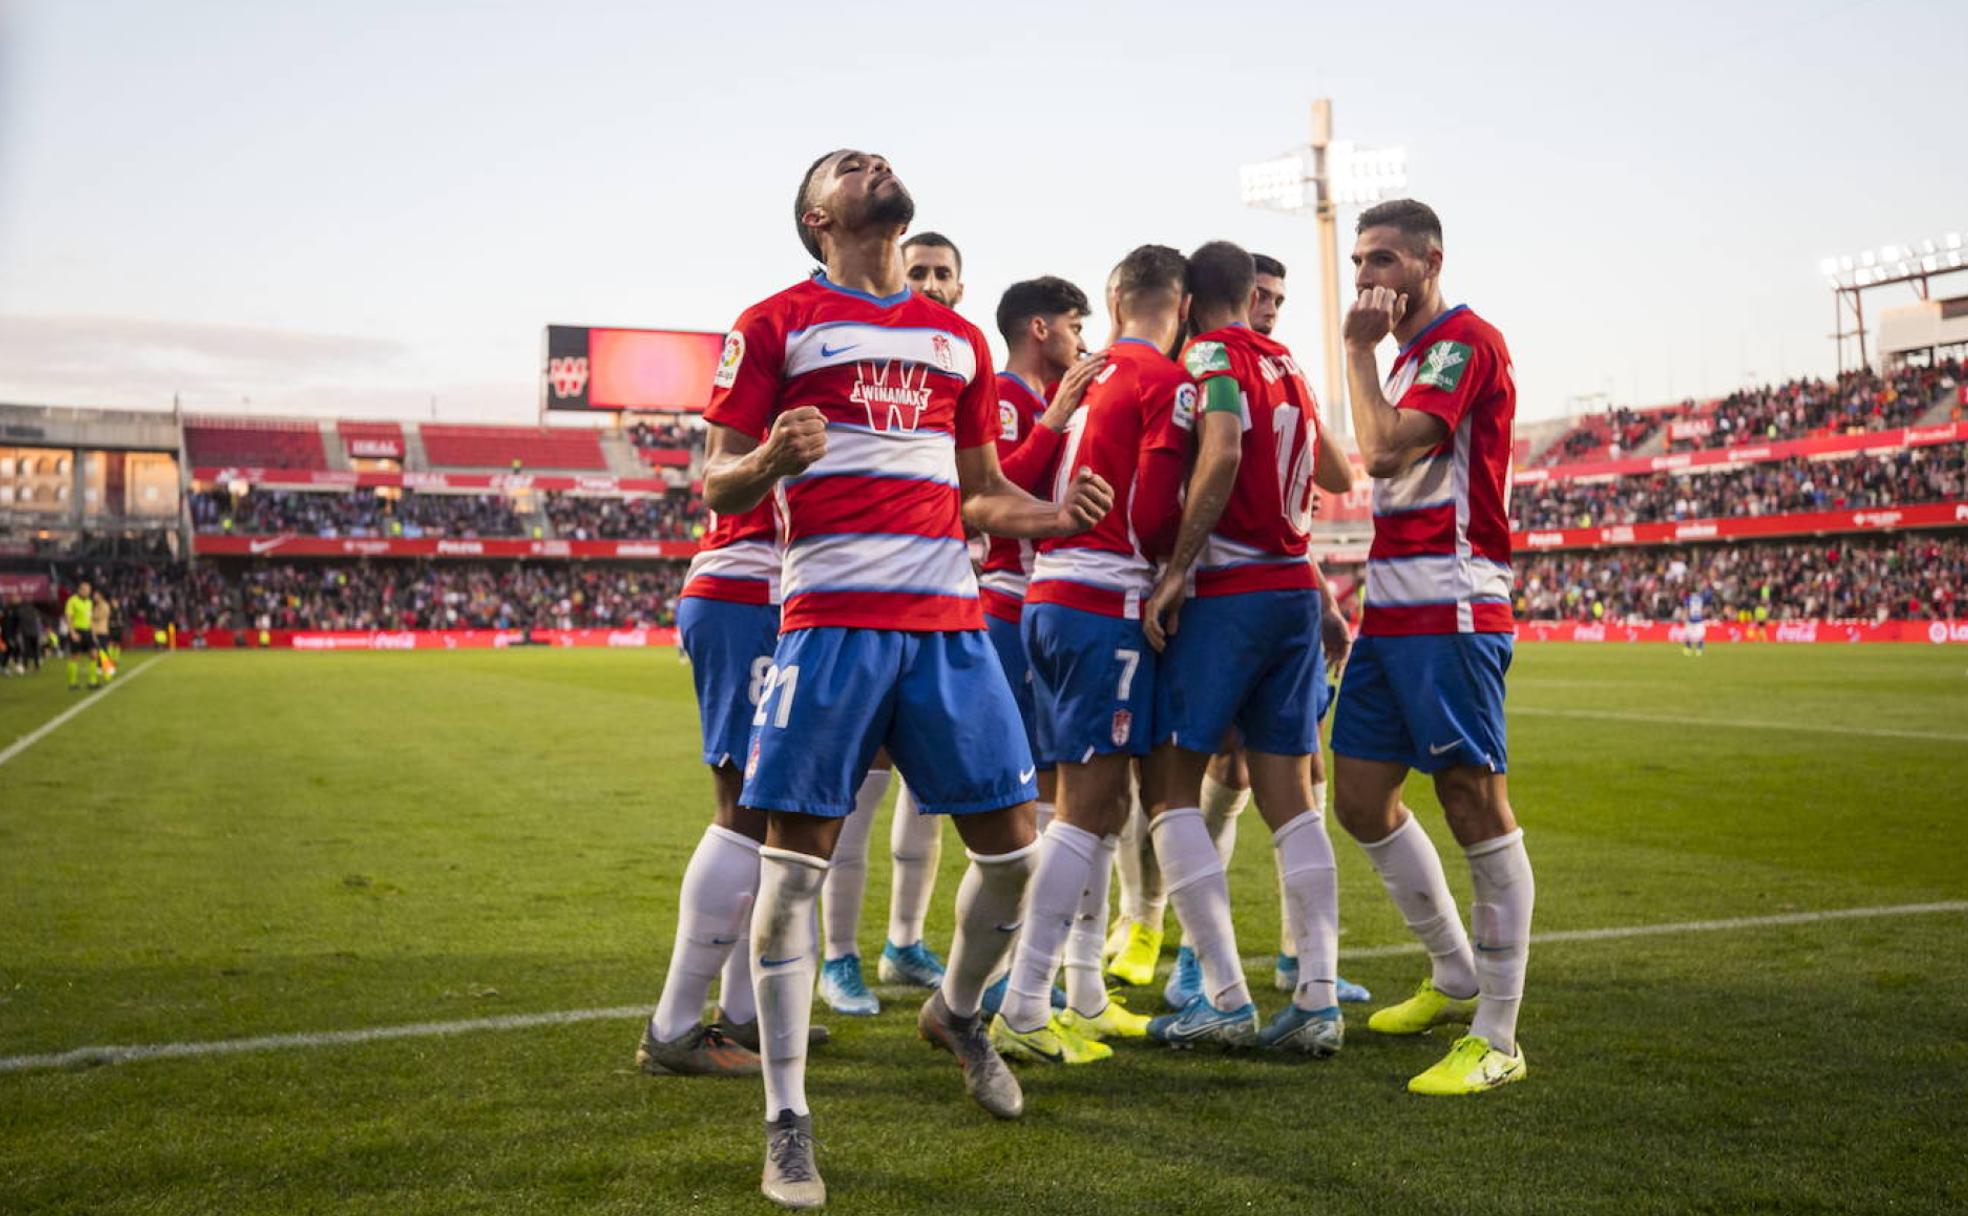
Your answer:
[863,178,916,230]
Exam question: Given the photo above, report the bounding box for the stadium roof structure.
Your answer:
[1820,231,1967,372]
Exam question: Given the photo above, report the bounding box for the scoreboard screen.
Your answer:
[542,325,728,413]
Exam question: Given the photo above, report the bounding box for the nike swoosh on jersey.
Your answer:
[1018,767,1036,783]
[1428,740,1463,756]
[819,343,858,357]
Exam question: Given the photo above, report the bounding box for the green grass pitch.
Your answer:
[2,644,1965,1214]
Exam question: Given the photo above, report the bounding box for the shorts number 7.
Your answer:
[1114,648,1140,701]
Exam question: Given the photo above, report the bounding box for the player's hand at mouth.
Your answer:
[1050,465,1113,535]
[1038,352,1107,432]
[1344,286,1408,349]
[760,406,829,478]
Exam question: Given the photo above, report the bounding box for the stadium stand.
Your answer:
[420,424,607,471]
[1515,534,1965,622]
[190,489,527,539]
[1665,360,1963,452]
[183,417,327,470]
[91,560,685,632]
[339,420,406,461]
[542,492,696,541]
[1513,444,1968,530]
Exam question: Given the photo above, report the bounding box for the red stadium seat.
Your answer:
[421,424,607,470]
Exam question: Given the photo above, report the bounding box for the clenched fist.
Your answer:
[1050,465,1114,535]
[759,406,829,478]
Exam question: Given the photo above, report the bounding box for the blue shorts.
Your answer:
[1022,603,1157,763]
[742,627,1037,817]
[676,597,781,768]
[985,612,1052,773]
[1156,589,1328,756]
[1331,632,1511,774]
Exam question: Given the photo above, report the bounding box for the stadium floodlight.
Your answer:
[1239,154,1313,213]
[1238,100,1409,443]
[1821,225,1968,375]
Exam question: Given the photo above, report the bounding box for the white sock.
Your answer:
[1359,813,1478,999]
[717,893,756,1025]
[1466,829,1534,1053]
[651,825,760,1042]
[822,769,889,960]
[1278,780,1324,958]
[1116,793,1166,928]
[1002,821,1099,1032]
[886,781,941,948]
[1273,810,1338,1011]
[1151,807,1251,1010]
[1064,834,1120,1016]
[1200,774,1250,869]
[753,846,828,1119]
[1034,800,1054,836]
[940,839,1040,1019]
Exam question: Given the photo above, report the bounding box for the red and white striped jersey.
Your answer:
[679,501,779,606]
[1363,305,1517,636]
[978,371,1061,623]
[704,273,997,632]
[1027,339,1193,619]
[1179,325,1325,598]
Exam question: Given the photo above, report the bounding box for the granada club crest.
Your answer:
[931,333,955,372]
[548,356,589,399]
[1111,709,1132,747]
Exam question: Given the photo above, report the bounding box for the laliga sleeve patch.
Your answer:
[998,400,1020,441]
[1415,340,1472,392]
[1183,341,1230,377]
[1171,383,1198,430]
[713,332,745,388]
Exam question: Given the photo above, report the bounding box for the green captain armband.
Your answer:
[1199,375,1242,415]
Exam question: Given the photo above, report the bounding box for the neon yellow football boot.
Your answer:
[1407,1033,1526,1095]
[990,1013,1114,1065]
[1366,978,1480,1036]
[1057,997,1152,1042]
[1104,920,1163,988]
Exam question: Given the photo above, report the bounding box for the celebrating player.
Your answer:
[701,148,1112,1209]
[636,497,829,1077]
[1138,241,1357,1052]
[991,246,1196,1065]
[1330,199,1535,1095]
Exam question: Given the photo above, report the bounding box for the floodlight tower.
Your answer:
[1819,231,1966,374]
[1239,99,1408,439]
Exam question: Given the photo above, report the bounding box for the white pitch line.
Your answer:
[1510,704,1968,744]
[3,900,1963,1076]
[0,653,167,769]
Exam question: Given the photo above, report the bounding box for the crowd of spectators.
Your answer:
[627,420,699,450]
[542,493,696,541]
[1514,534,1965,623]
[1514,444,1968,530]
[232,562,684,630]
[50,560,687,632]
[1665,360,1961,454]
[1546,405,1665,465]
[191,489,524,539]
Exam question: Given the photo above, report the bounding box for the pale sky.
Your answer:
[1,0,1961,426]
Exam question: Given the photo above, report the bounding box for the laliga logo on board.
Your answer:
[1930,621,1968,644]
[548,356,589,398]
